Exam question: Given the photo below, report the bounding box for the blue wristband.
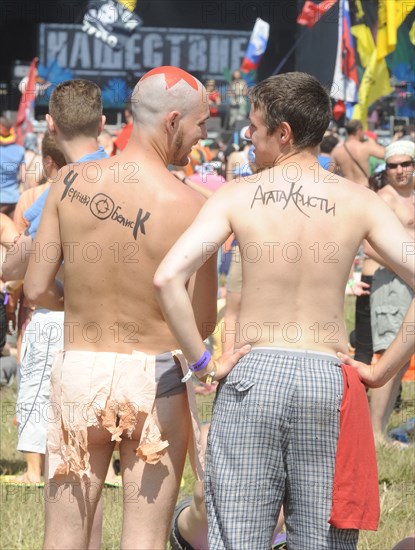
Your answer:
[189,350,212,372]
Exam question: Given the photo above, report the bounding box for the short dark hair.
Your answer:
[208,141,220,150]
[41,131,66,169]
[345,119,363,136]
[320,135,339,154]
[248,72,331,149]
[49,79,102,139]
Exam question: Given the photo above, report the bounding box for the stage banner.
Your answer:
[38,23,250,107]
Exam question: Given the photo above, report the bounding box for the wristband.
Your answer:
[181,368,216,384]
[347,279,355,288]
[198,368,217,385]
[189,350,212,372]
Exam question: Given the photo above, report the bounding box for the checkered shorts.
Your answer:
[205,348,359,549]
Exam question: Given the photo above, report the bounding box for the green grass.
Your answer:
[1,297,414,549]
[1,384,414,549]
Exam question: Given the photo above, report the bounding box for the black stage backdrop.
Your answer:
[0,0,297,87]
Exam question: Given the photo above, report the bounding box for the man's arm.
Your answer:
[339,194,414,386]
[0,216,22,332]
[362,189,396,269]
[0,215,20,280]
[2,233,33,281]
[330,147,342,175]
[154,183,250,379]
[24,178,63,310]
[366,139,384,160]
[187,253,218,340]
[362,239,393,270]
[0,214,19,247]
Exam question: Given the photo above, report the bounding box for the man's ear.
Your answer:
[279,121,293,144]
[46,114,56,135]
[98,115,106,135]
[165,111,180,135]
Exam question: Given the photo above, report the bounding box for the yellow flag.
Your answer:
[117,0,137,10]
[376,0,415,60]
[355,0,365,20]
[410,20,415,45]
[351,24,375,67]
[353,50,393,128]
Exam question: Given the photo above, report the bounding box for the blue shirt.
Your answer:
[25,147,108,238]
[318,155,332,170]
[0,143,25,204]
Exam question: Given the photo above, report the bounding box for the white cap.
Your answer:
[384,140,415,161]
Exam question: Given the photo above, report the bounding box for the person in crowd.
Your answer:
[154,72,414,549]
[365,140,415,446]
[24,67,244,550]
[0,116,25,218]
[113,103,133,153]
[331,119,384,186]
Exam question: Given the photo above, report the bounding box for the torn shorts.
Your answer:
[47,349,186,480]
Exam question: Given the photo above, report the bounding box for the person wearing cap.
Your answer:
[365,140,415,445]
[0,116,25,218]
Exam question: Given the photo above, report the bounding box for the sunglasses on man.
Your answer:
[386,160,414,169]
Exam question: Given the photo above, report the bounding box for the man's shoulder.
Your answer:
[378,184,397,204]
[331,143,345,158]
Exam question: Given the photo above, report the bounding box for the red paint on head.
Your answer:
[140,66,198,91]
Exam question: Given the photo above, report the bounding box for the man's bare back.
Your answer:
[331,120,384,186]
[225,164,376,355]
[57,157,215,354]
[26,70,217,355]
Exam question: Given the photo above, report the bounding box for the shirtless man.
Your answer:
[365,140,415,444]
[331,119,384,185]
[154,72,414,549]
[4,81,107,492]
[24,67,244,550]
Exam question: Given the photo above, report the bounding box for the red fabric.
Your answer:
[329,364,380,531]
[16,58,37,145]
[114,122,133,152]
[297,0,338,29]
[208,90,220,117]
[333,100,345,120]
[342,13,358,90]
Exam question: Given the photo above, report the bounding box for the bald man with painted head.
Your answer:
[24,66,245,549]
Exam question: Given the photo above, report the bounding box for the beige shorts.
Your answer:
[47,349,204,481]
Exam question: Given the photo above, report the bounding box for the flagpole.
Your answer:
[342,44,348,121]
[272,31,308,75]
